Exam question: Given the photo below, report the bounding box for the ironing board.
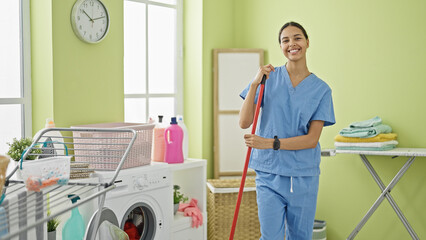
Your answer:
[335,148,426,240]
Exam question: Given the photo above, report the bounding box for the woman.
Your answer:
[239,22,335,240]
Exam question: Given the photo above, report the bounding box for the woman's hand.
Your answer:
[252,64,275,87]
[244,134,273,149]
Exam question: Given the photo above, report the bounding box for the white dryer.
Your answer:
[86,163,172,240]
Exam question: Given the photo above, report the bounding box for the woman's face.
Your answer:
[279,26,309,62]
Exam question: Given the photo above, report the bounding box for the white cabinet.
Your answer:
[169,159,207,240]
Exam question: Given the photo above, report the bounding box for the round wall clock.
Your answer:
[71,0,110,43]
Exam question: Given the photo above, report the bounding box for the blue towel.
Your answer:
[339,124,392,138]
[349,116,382,128]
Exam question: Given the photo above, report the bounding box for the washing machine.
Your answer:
[85,163,172,240]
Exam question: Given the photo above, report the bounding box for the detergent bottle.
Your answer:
[34,118,65,158]
[62,195,85,240]
[164,117,184,164]
[152,115,166,162]
[176,115,188,160]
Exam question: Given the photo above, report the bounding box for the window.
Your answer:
[124,0,183,124]
[0,0,32,155]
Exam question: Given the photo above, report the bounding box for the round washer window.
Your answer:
[121,202,156,239]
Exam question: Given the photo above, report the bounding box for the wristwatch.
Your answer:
[273,136,280,150]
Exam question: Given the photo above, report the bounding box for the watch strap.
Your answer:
[273,136,280,150]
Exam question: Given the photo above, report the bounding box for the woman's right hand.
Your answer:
[252,64,275,87]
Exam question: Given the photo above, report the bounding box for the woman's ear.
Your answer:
[307,39,310,48]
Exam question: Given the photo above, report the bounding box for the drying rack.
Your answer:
[0,127,138,240]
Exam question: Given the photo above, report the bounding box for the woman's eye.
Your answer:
[295,38,302,40]
[282,40,289,43]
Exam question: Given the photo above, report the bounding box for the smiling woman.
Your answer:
[238,21,335,240]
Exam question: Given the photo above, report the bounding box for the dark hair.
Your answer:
[278,21,308,43]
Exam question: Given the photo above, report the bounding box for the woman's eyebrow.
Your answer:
[281,34,303,40]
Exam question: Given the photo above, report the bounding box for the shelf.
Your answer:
[170,158,207,240]
[172,211,208,231]
[168,158,207,171]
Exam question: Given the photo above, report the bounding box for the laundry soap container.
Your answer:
[164,117,184,164]
[152,115,166,162]
[62,195,85,240]
[176,115,188,159]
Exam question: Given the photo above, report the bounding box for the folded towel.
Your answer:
[336,145,396,151]
[339,124,392,138]
[349,116,382,128]
[335,140,398,148]
[334,133,397,143]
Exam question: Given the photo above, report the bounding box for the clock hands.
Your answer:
[92,16,106,21]
[83,10,94,22]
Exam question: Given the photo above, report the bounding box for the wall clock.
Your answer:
[71,0,110,43]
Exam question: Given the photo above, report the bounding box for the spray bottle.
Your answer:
[62,195,85,240]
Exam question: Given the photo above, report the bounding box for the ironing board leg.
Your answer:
[346,155,418,240]
[359,155,419,239]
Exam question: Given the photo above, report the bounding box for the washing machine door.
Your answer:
[120,202,157,240]
[84,207,119,240]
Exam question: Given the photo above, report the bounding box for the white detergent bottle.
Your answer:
[33,118,65,158]
[176,115,188,160]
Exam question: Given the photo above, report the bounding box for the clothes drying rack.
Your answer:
[326,148,426,240]
[0,127,138,240]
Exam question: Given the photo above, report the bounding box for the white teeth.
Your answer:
[289,49,299,53]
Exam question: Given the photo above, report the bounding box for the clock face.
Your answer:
[71,0,110,43]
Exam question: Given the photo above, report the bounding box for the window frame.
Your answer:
[0,0,32,138]
[123,0,183,121]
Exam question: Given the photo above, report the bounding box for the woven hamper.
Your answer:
[207,178,260,240]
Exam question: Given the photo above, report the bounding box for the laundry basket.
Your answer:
[313,220,327,240]
[72,123,154,170]
[207,178,260,240]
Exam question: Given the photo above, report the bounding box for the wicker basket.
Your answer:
[0,155,10,194]
[72,123,154,170]
[207,178,260,240]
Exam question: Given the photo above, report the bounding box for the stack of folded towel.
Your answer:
[335,116,398,151]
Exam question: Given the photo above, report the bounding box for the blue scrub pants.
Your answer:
[255,170,319,240]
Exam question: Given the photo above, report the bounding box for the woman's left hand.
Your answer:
[244,134,272,149]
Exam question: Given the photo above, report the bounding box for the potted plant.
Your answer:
[173,185,188,214]
[7,137,41,161]
[47,212,60,240]
[6,138,41,179]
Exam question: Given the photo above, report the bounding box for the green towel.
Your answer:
[349,116,382,128]
[336,145,396,151]
[339,124,392,138]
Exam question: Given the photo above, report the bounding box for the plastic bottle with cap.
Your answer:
[176,115,188,160]
[164,117,184,164]
[62,195,85,240]
[152,115,166,162]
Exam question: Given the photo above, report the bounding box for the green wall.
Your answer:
[31,0,124,133]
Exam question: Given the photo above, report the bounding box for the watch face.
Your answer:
[71,0,110,43]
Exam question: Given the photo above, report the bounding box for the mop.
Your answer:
[229,75,266,240]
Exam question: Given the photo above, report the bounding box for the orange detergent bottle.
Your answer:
[152,115,166,162]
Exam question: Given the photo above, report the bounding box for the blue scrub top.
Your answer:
[240,65,335,176]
